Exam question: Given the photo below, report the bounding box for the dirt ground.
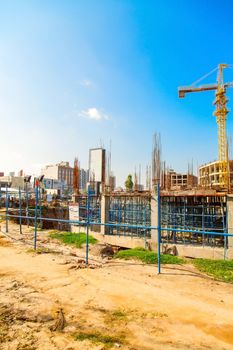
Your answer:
[0,223,233,350]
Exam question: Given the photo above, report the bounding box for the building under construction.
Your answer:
[199,160,233,190]
[163,169,198,191]
[67,64,233,259]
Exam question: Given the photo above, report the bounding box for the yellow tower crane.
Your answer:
[178,63,233,191]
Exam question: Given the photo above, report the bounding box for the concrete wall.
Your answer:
[162,243,230,260]
[89,230,150,249]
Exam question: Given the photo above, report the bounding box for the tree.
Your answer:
[125,174,133,191]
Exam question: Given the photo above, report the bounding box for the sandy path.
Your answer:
[0,228,233,349]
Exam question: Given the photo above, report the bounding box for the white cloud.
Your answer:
[80,79,92,87]
[79,107,110,121]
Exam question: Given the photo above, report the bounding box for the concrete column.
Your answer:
[150,188,158,250]
[101,194,110,235]
[227,195,233,258]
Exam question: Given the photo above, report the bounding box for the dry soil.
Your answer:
[0,223,233,350]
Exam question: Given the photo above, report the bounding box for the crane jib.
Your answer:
[178,82,233,97]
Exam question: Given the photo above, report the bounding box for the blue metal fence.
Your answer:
[1,184,233,274]
[161,201,226,247]
[108,194,151,238]
[78,194,101,223]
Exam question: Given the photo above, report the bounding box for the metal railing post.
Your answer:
[34,181,39,250]
[222,202,227,260]
[19,187,22,234]
[26,182,29,227]
[6,186,8,233]
[39,186,42,229]
[157,183,161,274]
[86,186,91,266]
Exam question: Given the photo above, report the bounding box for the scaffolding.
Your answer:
[78,194,101,226]
[108,194,151,238]
[161,195,227,247]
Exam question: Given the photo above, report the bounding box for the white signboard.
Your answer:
[69,205,79,221]
[69,205,80,233]
[47,194,52,202]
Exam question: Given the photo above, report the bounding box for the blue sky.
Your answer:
[1,0,233,185]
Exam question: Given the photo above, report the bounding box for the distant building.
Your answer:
[42,161,73,191]
[135,184,144,191]
[79,169,88,192]
[0,175,24,189]
[0,172,4,177]
[164,170,198,191]
[89,148,106,193]
[109,174,116,192]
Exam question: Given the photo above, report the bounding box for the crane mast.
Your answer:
[178,63,232,191]
[213,64,228,188]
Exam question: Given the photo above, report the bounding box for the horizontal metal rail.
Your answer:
[1,213,233,237]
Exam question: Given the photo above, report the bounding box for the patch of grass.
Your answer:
[85,305,128,324]
[49,231,97,248]
[26,247,59,254]
[114,248,185,264]
[111,310,127,320]
[104,309,128,325]
[193,258,233,283]
[74,331,124,349]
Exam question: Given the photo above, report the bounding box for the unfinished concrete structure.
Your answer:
[163,170,198,191]
[199,160,233,190]
[88,148,106,194]
[89,148,106,183]
[79,169,89,193]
